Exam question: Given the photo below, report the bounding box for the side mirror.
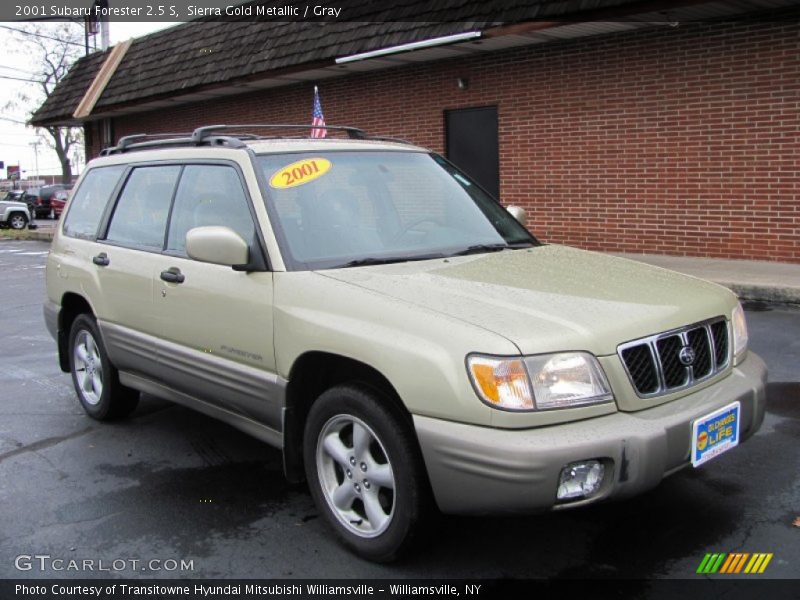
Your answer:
[186,226,249,268]
[507,205,527,225]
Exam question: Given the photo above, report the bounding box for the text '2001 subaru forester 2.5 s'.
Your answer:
[44,125,767,562]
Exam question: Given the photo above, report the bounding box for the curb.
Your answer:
[27,231,54,242]
[721,282,800,306]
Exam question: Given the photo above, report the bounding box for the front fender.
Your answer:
[274,271,517,427]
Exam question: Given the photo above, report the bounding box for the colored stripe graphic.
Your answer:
[720,553,749,573]
[697,554,713,574]
[758,554,773,573]
[734,553,750,573]
[697,553,727,574]
[720,554,737,574]
[700,552,773,574]
[711,553,726,573]
[745,553,774,574]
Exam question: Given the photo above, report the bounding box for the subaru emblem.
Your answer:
[678,346,696,366]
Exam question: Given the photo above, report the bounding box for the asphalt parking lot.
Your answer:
[0,240,797,580]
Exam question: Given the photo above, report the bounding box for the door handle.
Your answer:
[92,252,109,267]
[160,268,185,284]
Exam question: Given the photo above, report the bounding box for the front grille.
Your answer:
[618,318,730,398]
[657,335,690,388]
[620,345,659,395]
[709,320,728,368]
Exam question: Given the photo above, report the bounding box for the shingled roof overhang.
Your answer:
[30,0,799,127]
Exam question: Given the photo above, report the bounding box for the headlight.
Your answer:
[732,302,749,363]
[467,352,613,411]
[466,356,533,410]
[525,352,614,410]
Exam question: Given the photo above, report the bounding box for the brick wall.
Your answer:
[102,18,800,262]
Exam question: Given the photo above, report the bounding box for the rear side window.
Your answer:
[105,166,181,250]
[62,166,125,240]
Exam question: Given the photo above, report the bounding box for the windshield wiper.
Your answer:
[337,253,446,268]
[447,242,533,257]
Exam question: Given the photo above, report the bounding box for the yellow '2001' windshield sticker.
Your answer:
[269,158,331,189]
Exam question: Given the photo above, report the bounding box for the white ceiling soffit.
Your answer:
[94,0,799,119]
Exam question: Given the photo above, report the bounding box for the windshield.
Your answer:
[257,151,537,270]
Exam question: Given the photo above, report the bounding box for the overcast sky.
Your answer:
[0,21,172,185]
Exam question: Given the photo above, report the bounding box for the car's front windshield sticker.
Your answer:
[269,157,332,189]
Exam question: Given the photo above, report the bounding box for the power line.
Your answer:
[0,74,43,83]
[0,116,29,125]
[0,142,41,148]
[0,64,38,75]
[0,132,44,137]
[0,25,84,48]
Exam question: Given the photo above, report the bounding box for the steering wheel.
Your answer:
[388,217,442,244]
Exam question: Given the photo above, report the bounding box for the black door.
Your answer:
[445,106,499,199]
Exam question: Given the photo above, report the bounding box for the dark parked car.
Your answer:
[26,184,70,218]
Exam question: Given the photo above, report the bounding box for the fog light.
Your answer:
[557,460,605,501]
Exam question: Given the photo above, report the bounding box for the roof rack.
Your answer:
[365,135,413,145]
[99,123,410,156]
[191,124,368,142]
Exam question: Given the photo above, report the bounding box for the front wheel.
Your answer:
[304,384,435,562]
[68,314,139,420]
[8,213,27,230]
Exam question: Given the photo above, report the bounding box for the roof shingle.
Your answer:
[30,0,644,125]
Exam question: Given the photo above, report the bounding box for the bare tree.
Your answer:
[5,23,84,184]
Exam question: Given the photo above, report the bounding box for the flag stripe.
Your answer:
[310,86,326,139]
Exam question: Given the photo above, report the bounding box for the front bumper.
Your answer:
[414,352,767,515]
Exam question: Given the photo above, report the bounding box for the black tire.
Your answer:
[303,383,435,562]
[8,212,27,230]
[68,314,139,420]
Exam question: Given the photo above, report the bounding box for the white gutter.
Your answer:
[73,39,132,120]
[335,31,482,64]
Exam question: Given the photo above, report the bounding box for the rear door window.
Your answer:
[62,166,125,240]
[104,166,181,250]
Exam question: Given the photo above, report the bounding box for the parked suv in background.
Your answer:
[28,183,70,218]
[0,195,31,230]
[3,189,25,203]
[44,125,766,562]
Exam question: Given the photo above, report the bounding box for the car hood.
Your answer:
[319,245,736,356]
[1,200,27,209]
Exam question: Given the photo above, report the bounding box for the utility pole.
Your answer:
[29,140,40,183]
[72,146,82,178]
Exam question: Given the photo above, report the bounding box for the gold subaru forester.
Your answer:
[44,125,766,562]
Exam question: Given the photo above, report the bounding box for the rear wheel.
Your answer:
[8,213,27,230]
[304,383,434,562]
[68,314,139,420]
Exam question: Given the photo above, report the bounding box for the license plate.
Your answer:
[691,401,741,467]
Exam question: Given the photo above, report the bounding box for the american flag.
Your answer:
[311,86,326,138]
